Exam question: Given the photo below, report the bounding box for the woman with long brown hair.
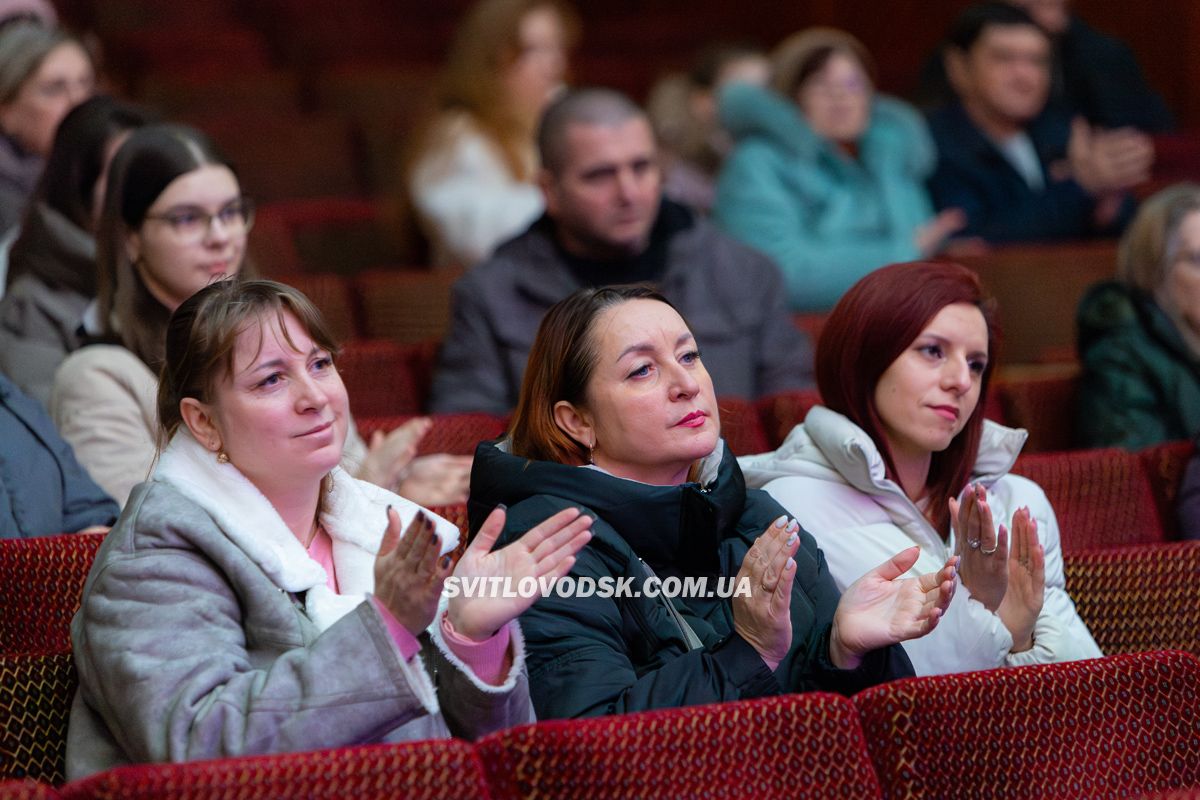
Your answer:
[407,0,578,267]
[741,261,1101,674]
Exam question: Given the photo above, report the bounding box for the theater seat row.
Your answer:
[4,649,1200,799]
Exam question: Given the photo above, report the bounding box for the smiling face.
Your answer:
[126,164,247,312]
[796,50,873,144]
[540,116,662,259]
[198,310,349,496]
[874,303,989,465]
[554,298,719,485]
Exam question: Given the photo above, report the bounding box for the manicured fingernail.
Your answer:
[786,519,799,533]
[773,515,788,528]
[786,531,798,546]
[786,557,795,570]
[496,503,507,511]
[440,555,452,568]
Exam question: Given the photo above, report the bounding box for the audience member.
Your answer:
[715,28,962,312]
[926,2,1150,243]
[50,124,469,505]
[66,277,591,779]
[0,370,116,538]
[407,0,578,267]
[0,20,93,238]
[431,88,813,415]
[646,41,769,213]
[741,261,1101,675]
[467,284,956,719]
[916,0,1173,133]
[0,96,149,405]
[1077,183,1200,449]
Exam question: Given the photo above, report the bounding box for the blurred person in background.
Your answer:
[407,0,578,267]
[646,41,769,213]
[0,95,150,404]
[715,28,961,312]
[1077,183,1200,450]
[0,19,93,242]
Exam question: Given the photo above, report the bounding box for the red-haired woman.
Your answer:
[741,261,1101,675]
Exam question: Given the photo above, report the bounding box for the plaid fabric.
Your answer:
[66,739,491,800]
[1065,542,1200,656]
[479,692,883,800]
[0,652,76,785]
[856,650,1200,800]
[0,533,105,654]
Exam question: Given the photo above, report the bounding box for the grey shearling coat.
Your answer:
[66,431,533,780]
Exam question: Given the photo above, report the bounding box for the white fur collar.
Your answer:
[153,430,460,633]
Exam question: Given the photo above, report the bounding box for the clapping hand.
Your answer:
[996,507,1045,653]
[373,508,452,637]
[358,418,432,490]
[732,516,800,671]
[830,547,958,669]
[950,483,1008,611]
[446,506,592,641]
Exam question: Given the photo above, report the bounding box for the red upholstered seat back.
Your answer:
[0,534,105,654]
[756,390,823,450]
[478,692,883,800]
[0,780,59,799]
[717,397,771,456]
[855,650,1200,800]
[338,339,435,418]
[1065,542,1200,657]
[1012,448,1165,551]
[64,739,492,800]
[1140,439,1196,540]
[0,652,76,785]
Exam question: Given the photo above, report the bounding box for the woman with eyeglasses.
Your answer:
[1077,183,1200,450]
[713,28,964,312]
[50,124,464,506]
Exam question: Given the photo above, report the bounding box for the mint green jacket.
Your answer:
[714,83,936,312]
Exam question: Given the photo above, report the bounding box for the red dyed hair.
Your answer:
[815,261,1000,536]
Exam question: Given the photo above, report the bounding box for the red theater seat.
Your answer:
[855,650,1200,800]
[0,652,76,785]
[479,692,883,800]
[0,534,105,654]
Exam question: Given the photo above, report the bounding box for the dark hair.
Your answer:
[508,283,675,465]
[536,87,647,175]
[95,123,244,371]
[771,28,876,99]
[816,261,1000,536]
[37,95,153,230]
[946,2,1046,53]
[157,278,341,448]
[688,41,764,90]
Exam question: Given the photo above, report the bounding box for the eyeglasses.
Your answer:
[143,198,255,243]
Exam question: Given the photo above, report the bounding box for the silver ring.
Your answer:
[981,544,998,555]
[968,539,981,550]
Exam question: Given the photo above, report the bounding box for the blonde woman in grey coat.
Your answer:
[65,279,592,779]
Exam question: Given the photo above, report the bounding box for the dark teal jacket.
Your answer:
[1077,281,1200,449]
[468,439,913,720]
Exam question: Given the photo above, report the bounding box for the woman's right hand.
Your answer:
[950,483,1008,611]
[732,516,800,671]
[373,507,452,636]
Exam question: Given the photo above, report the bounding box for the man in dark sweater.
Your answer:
[925,2,1151,243]
[430,88,812,415]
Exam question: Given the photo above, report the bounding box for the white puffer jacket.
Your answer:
[739,406,1102,675]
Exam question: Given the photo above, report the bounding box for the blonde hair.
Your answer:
[1118,183,1200,294]
[417,0,579,182]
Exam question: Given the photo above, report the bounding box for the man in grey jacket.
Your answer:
[430,88,813,415]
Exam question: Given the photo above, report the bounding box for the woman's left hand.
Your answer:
[397,454,473,506]
[830,547,958,669]
[446,506,593,641]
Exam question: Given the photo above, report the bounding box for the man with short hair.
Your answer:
[926,1,1151,243]
[430,88,812,415]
